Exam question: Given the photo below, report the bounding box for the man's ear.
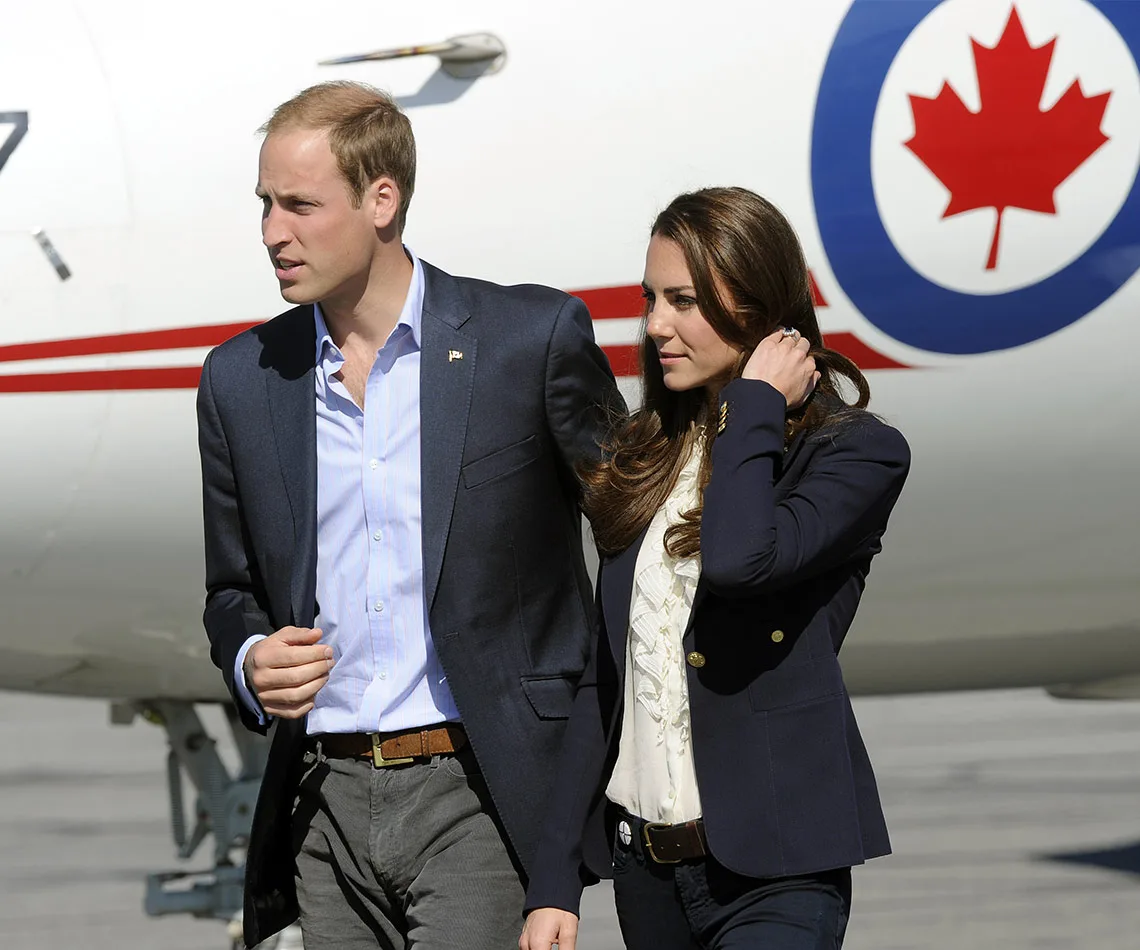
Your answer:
[372,177,400,231]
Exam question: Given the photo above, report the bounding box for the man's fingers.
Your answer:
[252,659,333,691]
[251,643,334,671]
[246,628,335,714]
[253,664,330,696]
[257,674,329,710]
[277,625,324,646]
[260,699,315,720]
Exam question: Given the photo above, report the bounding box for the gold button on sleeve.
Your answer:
[771,630,785,643]
[686,651,707,669]
[717,401,729,433]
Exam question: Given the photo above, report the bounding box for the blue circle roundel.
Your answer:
[812,1,1140,355]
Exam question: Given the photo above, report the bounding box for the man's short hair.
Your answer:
[261,81,416,231]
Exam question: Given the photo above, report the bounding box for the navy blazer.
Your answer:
[197,262,622,947]
[525,378,910,915]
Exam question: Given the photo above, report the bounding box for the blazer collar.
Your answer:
[258,263,479,622]
[421,260,472,330]
[419,263,476,608]
[258,305,319,626]
[258,265,483,621]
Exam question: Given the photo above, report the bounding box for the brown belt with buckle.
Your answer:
[318,724,467,768]
[642,818,710,864]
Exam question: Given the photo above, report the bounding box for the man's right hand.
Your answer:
[519,908,579,950]
[243,626,334,719]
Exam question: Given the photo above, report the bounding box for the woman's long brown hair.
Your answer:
[582,187,871,558]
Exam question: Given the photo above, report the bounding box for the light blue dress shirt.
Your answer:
[235,250,460,733]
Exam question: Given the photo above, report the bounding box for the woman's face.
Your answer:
[643,234,740,393]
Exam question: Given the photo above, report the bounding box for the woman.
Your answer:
[520,187,910,950]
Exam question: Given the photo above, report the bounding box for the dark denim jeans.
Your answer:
[611,811,851,950]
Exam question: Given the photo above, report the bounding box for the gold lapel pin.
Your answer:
[448,349,464,362]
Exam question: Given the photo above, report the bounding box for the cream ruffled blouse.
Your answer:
[605,442,704,825]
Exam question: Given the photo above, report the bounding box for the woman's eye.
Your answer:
[673,295,696,308]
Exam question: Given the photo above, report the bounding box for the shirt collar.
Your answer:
[313,246,425,368]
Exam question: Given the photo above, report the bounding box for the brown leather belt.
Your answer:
[317,724,467,768]
[638,816,710,864]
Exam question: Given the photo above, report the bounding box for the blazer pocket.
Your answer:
[520,673,577,719]
[462,435,542,489]
[748,656,845,712]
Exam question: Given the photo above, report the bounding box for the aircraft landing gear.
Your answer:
[110,699,284,946]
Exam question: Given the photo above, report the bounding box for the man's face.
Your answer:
[256,128,379,306]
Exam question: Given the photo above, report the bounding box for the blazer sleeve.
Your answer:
[197,349,275,734]
[701,378,910,598]
[523,587,616,916]
[544,295,626,477]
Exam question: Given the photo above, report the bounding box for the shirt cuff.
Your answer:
[235,635,271,726]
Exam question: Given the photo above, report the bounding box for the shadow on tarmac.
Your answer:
[1044,840,1140,878]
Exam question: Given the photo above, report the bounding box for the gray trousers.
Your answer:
[292,742,526,950]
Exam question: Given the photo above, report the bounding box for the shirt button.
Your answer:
[369,458,379,470]
[373,530,383,541]
[378,671,388,680]
[373,601,384,612]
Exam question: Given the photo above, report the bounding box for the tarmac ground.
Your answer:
[1,688,1138,949]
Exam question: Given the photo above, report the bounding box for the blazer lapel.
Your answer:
[260,306,318,626]
[419,263,476,610]
[685,577,709,641]
[780,426,811,481]
[600,525,649,676]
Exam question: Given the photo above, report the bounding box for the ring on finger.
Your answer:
[781,326,799,339]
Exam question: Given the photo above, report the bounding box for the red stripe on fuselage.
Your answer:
[0,275,909,391]
[0,321,261,364]
[569,284,644,320]
[0,366,203,393]
[822,332,909,371]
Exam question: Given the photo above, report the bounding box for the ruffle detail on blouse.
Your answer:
[627,445,702,746]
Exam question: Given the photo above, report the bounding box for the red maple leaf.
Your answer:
[904,6,1111,270]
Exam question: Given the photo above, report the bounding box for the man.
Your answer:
[197,80,622,949]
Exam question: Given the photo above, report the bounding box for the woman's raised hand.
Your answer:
[741,329,820,409]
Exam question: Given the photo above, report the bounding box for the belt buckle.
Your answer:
[370,733,414,768]
[642,821,682,864]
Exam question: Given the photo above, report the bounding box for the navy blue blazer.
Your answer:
[524,378,910,915]
[197,262,622,947]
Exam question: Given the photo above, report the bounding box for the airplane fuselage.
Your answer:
[1,0,1137,702]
